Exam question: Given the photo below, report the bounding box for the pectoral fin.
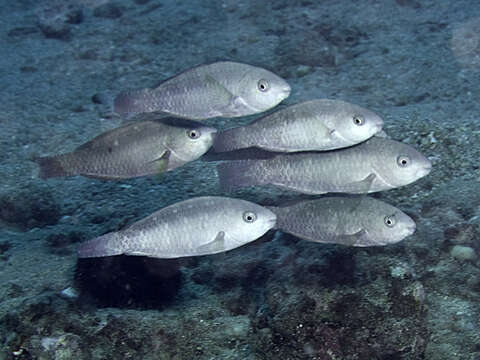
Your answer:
[148,150,170,174]
[204,75,256,115]
[204,75,235,102]
[197,231,226,254]
[328,128,336,139]
[345,173,376,193]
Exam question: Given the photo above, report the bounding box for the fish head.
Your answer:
[357,199,416,246]
[223,200,277,248]
[331,104,384,145]
[369,209,416,245]
[369,138,432,190]
[234,67,291,114]
[166,121,217,165]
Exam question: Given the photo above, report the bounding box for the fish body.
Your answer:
[217,137,432,194]
[78,196,277,258]
[268,196,416,246]
[213,99,384,152]
[36,118,216,180]
[114,61,291,120]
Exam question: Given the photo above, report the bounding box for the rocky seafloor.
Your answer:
[1,0,480,359]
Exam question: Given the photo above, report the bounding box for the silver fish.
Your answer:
[268,196,416,246]
[78,196,277,258]
[213,99,384,153]
[113,61,291,120]
[35,118,216,180]
[217,137,432,194]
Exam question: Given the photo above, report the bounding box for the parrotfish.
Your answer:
[213,99,383,153]
[217,137,432,194]
[78,196,277,258]
[114,61,291,120]
[35,118,216,180]
[269,196,416,246]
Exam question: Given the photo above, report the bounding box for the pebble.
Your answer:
[450,245,477,262]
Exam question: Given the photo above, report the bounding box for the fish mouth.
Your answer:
[407,224,416,234]
[267,217,277,227]
[373,122,384,133]
[280,85,292,98]
[403,223,416,236]
[207,128,218,141]
[418,163,432,177]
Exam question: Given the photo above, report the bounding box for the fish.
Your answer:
[113,61,291,120]
[268,196,416,246]
[77,196,277,258]
[35,117,216,180]
[213,99,384,153]
[217,136,432,194]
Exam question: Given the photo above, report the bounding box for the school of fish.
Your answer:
[35,60,432,259]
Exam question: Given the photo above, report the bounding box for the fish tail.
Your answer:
[34,155,70,179]
[216,160,262,191]
[113,89,150,118]
[213,128,247,152]
[77,233,124,258]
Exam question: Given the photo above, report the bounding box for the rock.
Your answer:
[450,245,477,262]
[0,186,61,230]
[36,4,84,40]
[37,21,71,40]
[74,256,182,308]
[93,3,124,19]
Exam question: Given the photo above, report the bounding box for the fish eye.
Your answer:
[384,215,396,228]
[243,211,257,223]
[352,114,365,126]
[187,129,201,139]
[397,155,410,167]
[257,79,270,92]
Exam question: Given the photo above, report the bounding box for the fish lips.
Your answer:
[279,84,292,100]
[397,221,416,242]
[204,127,218,142]
[372,122,384,134]
[406,222,417,236]
[417,162,433,177]
[268,217,277,227]
[264,212,277,229]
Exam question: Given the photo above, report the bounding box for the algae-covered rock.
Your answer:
[0,184,61,230]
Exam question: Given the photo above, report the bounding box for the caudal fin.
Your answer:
[34,155,70,179]
[113,89,150,119]
[78,233,124,258]
[213,128,246,152]
[216,160,261,191]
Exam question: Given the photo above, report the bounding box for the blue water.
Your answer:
[0,0,479,359]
